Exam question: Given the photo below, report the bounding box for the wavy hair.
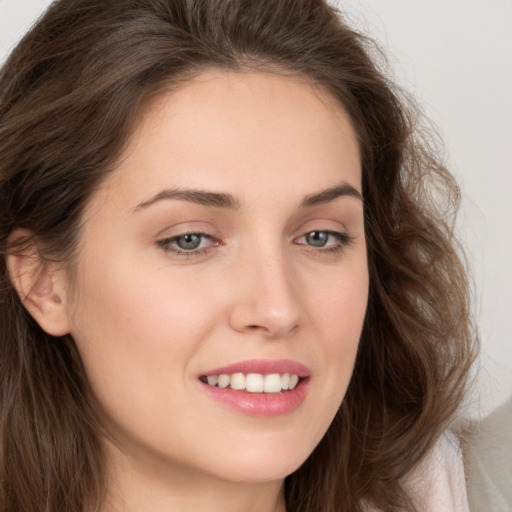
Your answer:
[0,0,476,511]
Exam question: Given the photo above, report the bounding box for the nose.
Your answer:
[228,247,301,339]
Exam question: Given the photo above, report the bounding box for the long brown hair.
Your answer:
[0,1,476,511]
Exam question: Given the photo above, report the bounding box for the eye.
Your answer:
[174,233,206,250]
[295,230,352,252]
[304,231,330,247]
[157,232,217,255]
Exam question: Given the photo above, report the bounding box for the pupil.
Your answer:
[306,231,328,247]
[177,234,201,250]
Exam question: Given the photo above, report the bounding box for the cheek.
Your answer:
[305,261,369,404]
[66,260,224,453]
[66,254,220,409]
[70,251,216,342]
[310,261,369,345]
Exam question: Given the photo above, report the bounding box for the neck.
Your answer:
[100,438,287,512]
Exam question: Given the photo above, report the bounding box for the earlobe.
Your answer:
[6,230,71,337]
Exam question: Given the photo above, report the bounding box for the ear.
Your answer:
[6,229,71,337]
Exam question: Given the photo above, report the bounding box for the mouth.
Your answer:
[199,372,303,393]
[198,360,310,417]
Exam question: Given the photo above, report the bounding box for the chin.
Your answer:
[200,437,315,484]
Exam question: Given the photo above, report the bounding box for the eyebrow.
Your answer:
[134,189,242,211]
[134,181,362,212]
[299,182,362,207]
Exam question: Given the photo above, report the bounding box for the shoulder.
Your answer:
[362,431,470,512]
[463,396,512,512]
[402,430,470,512]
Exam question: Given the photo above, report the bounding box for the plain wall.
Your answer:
[1,0,511,418]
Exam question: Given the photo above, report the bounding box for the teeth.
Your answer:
[289,374,299,390]
[246,373,264,392]
[218,374,230,388]
[230,373,245,390]
[207,375,219,386]
[203,372,301,393]
[263,373,282,393]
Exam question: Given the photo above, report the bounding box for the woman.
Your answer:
[0,0,476,511]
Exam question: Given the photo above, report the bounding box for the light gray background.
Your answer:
[1,0,511,418]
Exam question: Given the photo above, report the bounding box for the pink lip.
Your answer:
[201,359,310,378]
[199,359,310,417]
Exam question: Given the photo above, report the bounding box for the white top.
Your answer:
[366,431,469,512]
[403,431,469,512]
[464,396,512,512]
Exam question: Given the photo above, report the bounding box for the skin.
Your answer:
[13,70,369,512]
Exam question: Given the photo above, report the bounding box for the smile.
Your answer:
[200,372,300,393]
[199,359,310,417]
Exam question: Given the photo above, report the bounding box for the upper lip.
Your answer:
[201,359,310,378]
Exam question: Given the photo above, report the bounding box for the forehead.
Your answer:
[93,69,361,212]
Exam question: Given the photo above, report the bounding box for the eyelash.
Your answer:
[156,230,353,258]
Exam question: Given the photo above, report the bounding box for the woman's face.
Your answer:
[65,70,368,485]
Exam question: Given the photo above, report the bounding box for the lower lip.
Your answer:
[200,379,309,417]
